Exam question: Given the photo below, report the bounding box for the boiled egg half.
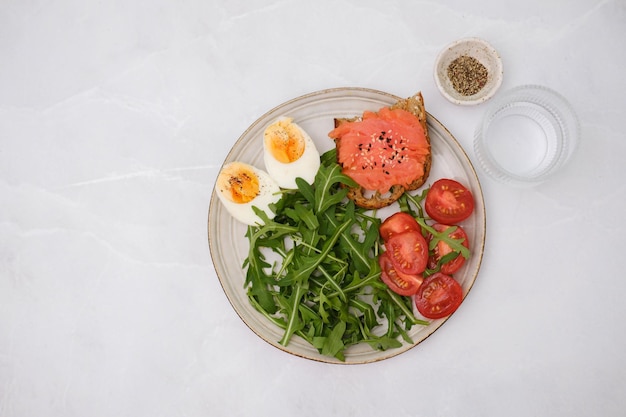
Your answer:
[216,161,281,226]
[263,117,320,189]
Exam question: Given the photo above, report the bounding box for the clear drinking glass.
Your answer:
[474,85,580,186]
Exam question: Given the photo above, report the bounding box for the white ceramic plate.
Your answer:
[208,87,486,364]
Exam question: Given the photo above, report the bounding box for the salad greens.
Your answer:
[241,149,473,361]
[243,149,429,361]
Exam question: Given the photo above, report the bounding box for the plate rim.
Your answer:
[207,86,486,364]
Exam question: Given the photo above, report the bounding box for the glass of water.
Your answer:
[474,85,580,186]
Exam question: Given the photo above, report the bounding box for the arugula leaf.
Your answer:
[279,282,307,346]
[246,273,277,314]
[321,321,347,360]
[294,202,319,230]
[279,219,351,287]
[295,177,315,206]
[415,218,470,259]
[341,258,383,295]
[322,210,373,275]
[364,335,403,351]
[313,163,357,215]
[400,189,429,219]
[248,292,286,329]
[386,289,429,326]
[320,148,338,166]
[349,298,378,329]
[318,265,347,303]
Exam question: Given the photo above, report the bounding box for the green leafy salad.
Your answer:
[243,149,431,361]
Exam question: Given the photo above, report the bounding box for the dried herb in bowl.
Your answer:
[447,55,488,96]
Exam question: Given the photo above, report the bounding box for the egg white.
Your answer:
[263,118,321,189]
[216,162,281,226]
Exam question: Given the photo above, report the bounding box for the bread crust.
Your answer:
[333,92,432,209]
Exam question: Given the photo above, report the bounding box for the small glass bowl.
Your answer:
[434,37,503,106]
[473,85,580,186]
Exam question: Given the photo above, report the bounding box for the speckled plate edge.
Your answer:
[207,87,486,364]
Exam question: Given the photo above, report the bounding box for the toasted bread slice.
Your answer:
[332,92,432,209]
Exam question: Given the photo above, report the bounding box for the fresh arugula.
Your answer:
[243,149,429,361]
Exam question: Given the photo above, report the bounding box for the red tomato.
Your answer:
[379,212,421,242]
[415,273,463,319]
[428,224,470,274]
[425,179,474,224]
[378,252,423,296]
[385,230,428,275]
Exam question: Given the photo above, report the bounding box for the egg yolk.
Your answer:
[264,118,305,163]
[218,163,259,204]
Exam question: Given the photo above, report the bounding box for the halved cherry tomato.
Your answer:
[379,212,421,242]
[378,252,423,296]
[415,272,463,319]
[425,179,474,224]
[385,230,428,275]
[428,224,470,274]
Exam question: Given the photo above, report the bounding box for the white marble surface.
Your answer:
[1,0,625,416]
